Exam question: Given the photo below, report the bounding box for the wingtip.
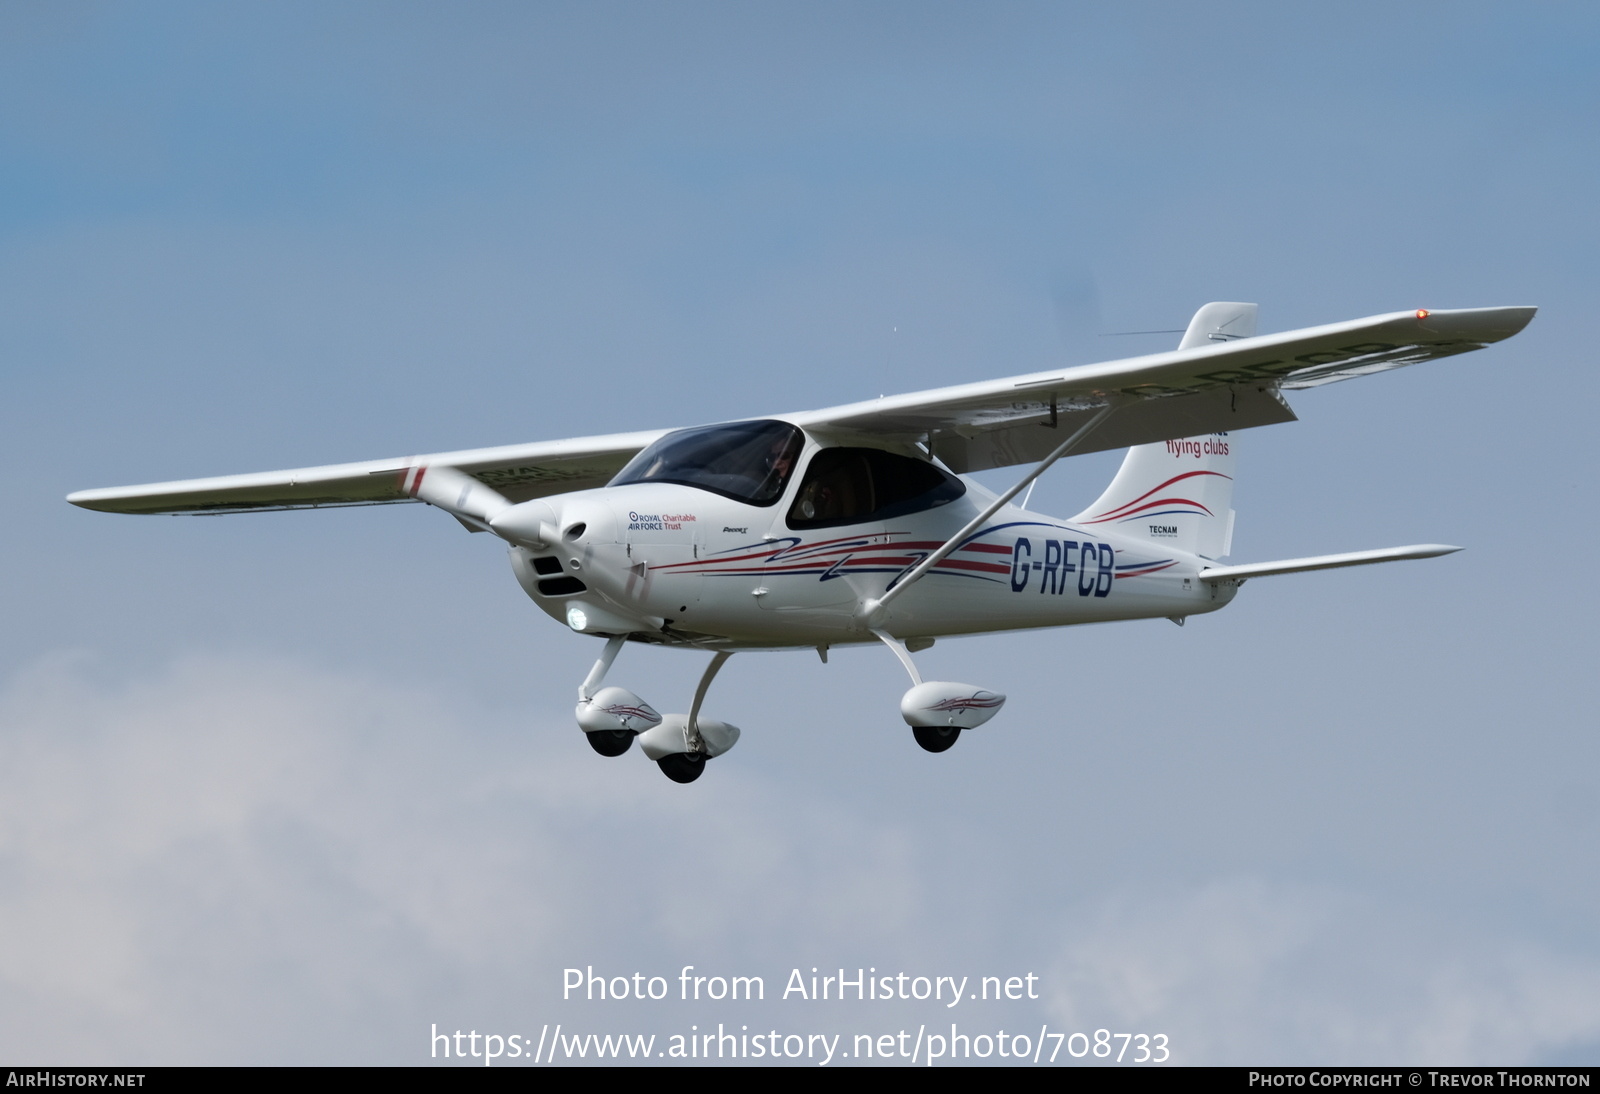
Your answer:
[1502,306,1539,333]
[1416,306,1537,342]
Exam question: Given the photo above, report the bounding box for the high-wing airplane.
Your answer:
[69,302,1535,783]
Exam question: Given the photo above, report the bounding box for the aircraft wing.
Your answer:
[788,306,1536,472]
[70,305,1534,514]
[66,430,666,515]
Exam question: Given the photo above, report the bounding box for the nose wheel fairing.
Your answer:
[572,644,742,784]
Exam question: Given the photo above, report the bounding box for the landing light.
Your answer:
[566,606,589,632]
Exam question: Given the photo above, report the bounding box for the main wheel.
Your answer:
[913,725,962,753]
[657,752,706,783]
[585,729,634,757]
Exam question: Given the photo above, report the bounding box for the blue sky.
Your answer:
[2,1,1598,1065]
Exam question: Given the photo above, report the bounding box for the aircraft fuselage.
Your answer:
[507,478,1235,650]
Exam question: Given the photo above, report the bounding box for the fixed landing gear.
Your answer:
[656,751,705,783]
[585,729,635,757]
[575,636,658,760]
[636,652,739,783]
[573,638,740,783]
[874,629,1005,754]
[912,725,962,753]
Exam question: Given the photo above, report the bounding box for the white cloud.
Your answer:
[1047,879,1600,1065]
[4,653,1597,1065]
[0,653,927,1063]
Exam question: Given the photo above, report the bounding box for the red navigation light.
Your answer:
[1416,309,1430,319]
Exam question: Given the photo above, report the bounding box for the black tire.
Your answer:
[585,729,634,757]
[913,725,962,753]
[657,752,706,783]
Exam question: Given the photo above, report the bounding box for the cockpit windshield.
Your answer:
[608,420,805,507]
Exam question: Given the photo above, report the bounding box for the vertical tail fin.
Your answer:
[1176,301,1258,349]
[1069,303,1256,559]
[1070,433,1236,558]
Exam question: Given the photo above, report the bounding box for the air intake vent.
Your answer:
[531,556,563,576]
[536,576,587,597]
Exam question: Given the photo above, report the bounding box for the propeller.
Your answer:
[401,464,555,547]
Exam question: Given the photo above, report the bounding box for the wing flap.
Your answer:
[67,430,664,515]
[927,383,1298,473]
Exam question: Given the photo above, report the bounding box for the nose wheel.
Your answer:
[575,635,658,759]
[912,725,962,753]
[585,729,635,757]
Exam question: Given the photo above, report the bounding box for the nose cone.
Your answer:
[489,492,621,548]
[489,499,558,546]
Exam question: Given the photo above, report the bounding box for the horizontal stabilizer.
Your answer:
[1198,544,1461,582]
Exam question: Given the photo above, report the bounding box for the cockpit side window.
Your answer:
[609,420,804,507]
[787,447,965,529]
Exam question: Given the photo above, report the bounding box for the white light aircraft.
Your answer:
[70,303,1535,783]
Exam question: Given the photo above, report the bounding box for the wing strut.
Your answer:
[861,402,1117,625]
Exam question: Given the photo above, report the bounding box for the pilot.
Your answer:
[755,429,800,499]
[791,449,871,523]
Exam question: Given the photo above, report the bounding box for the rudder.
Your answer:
[1070,433,1236,559]
[1069,302,1257,560]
